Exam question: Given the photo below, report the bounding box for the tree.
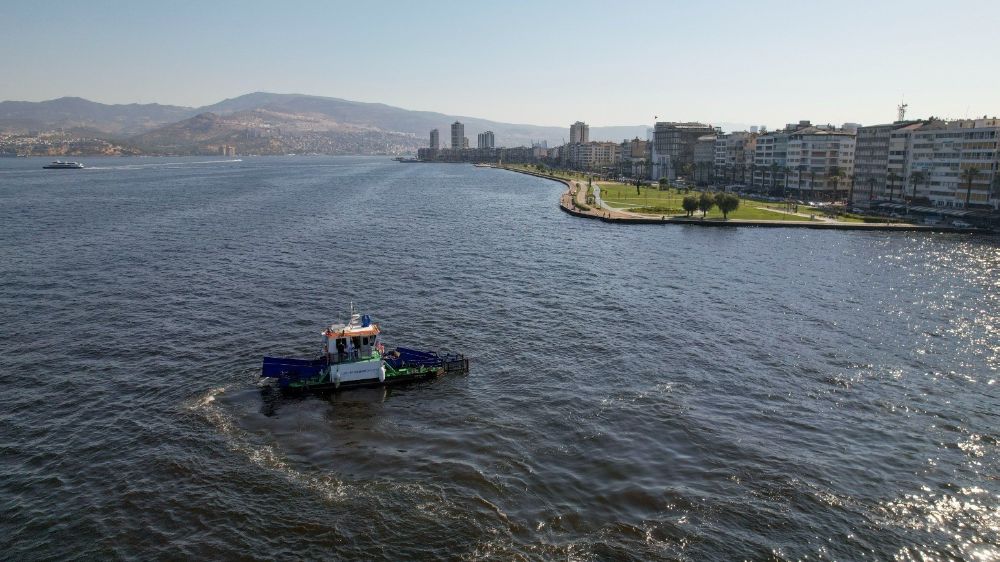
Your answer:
[698,191,715,218]
[828,166,844,202]
[682,194,699,217]
[961,166,981,208]
[782,166,791,198]
[769,162,780,195]
[991,174,1000,206]
[658,177,668,190]
[716,192,740,219]
[887,171,900,202]
[909,171,927,203]
[797,165,807,198]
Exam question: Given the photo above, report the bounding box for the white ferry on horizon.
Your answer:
[43,160,85,169]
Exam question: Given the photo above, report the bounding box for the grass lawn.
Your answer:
[598,182,812,221]
[505,164,586,182]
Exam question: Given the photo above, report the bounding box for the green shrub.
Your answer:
[627,207,684,214]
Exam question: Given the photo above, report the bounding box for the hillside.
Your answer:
[128,110,424,156]
[0,97,193,136]
[0,92,651,153]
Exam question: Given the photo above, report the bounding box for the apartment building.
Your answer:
[751,129,791,191]
[853,118,1000,209]
[851,121,922,206]
[565,141,620,169]
[650,121,716,180]
[430,129,440,150]
[713,132,756,185]
[619,137,649,178]
[907,118,1000,209]
[784,127,856,199]
[693,135,717,184]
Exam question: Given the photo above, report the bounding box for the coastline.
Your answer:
[494,165,990,234]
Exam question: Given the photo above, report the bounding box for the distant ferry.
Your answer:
[43,161,85,169]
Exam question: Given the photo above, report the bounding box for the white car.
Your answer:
[951,220,971,228]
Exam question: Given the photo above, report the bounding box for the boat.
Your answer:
[43,160,85,169]
[260,306,469,393]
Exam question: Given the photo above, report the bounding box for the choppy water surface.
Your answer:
[1,156,997,560]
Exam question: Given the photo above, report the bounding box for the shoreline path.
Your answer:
[501,165,986,233]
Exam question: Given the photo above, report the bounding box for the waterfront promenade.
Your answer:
[499,165,986,233]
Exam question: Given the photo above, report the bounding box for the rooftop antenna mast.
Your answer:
[897,97,908,122]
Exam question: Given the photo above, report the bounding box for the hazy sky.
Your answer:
[2,0,998,129]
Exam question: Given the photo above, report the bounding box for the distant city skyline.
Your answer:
[2,0,999,129]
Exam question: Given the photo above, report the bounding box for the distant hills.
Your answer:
[0,92,652,155]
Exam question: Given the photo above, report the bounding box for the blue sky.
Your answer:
[1,0,998,129]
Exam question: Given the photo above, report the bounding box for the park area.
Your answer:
[597,182,814,221]
[501,165,872,223]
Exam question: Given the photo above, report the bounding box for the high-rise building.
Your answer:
[451,122,465,149]
[477,131,495,149]
[430,129,440,149]
[570,121,589,144]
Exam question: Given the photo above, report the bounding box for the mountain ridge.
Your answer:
[0,92,651,149]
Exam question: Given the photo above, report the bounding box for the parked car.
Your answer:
[951,220,972,228]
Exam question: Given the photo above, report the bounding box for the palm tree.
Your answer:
[749,163,758,192]
[828,166,844,202]
[796,165,807,198]
[961,167,981,209]
[681,162,694,182]
[991,174,1000,207]
[909,171,927,204]
[808,169,816,201]
[782,166,791,199]
[868,177,876,204]
[768,162,780,195]
[886,171,900,203]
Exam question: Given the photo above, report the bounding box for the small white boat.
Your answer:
[43,161,85,169]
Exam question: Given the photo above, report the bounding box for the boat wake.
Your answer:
[186,380,354,501]
[185,377,457,511]
[86,159,243,170]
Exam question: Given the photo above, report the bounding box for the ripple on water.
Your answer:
[0,156,997,559]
